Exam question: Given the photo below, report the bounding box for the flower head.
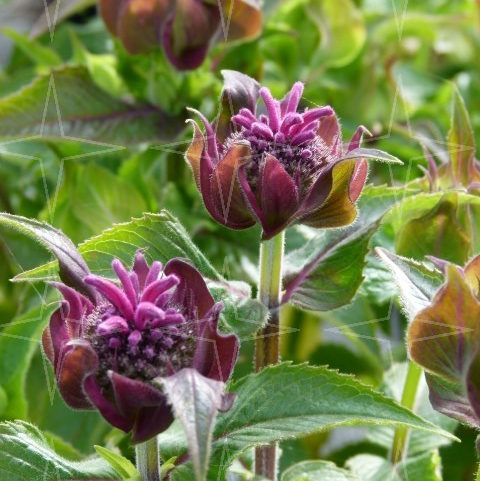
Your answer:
[186,72,373,239]
[408,255,480,427]
[42,251,238,442]
[99,0,261,70]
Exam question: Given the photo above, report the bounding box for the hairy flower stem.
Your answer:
[136,437,161,481]
[255,230,285,480]
[391,361,423,464]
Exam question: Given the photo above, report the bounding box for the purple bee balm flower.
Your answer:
[42,251,238,443]
[99,0,261,70]
[186,72,372,240]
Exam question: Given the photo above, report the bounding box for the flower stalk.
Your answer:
[136,437,161,481]
[255,230,285,480]
[391,361,423,464]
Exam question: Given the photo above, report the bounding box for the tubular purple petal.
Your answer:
[259,87,281,132]
[134,302,166,329]
[84,275,134,320]
[112,259,138,308]
[97,316,130,336]
[285,81,304,114]
[141,275,180,303]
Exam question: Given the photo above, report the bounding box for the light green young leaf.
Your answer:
[1,28,61,67]
[448,86,475,187]
[94,446,139,480]
[307,0,366,68]
[158,369,227,481]
[0,421,118,481]
[281,460,358,481]
[375,247,443,320]
[346,451,442,481]
[159,363,456,481]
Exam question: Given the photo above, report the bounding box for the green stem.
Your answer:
[254,230,285,481]
[391,362,423,464]
[476,464,480,481]
[136,437,161,481]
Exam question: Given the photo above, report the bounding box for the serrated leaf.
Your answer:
[14,211,219,282]
[346,451,442,481]
[0,212,94,298]
[94,446,139,480]
[159,369,227,481]
[0,421,118,481]
[159,363,455,481]
[0,66,181,144]
[375,247,443,320]
[281,460,358,481]
[283,184,410,311]
[283,222,378,310]
[12,212,263,339]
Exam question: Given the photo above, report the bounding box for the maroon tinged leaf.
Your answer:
[0,213,95,300]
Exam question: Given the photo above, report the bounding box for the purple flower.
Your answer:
[186,72,372,239]
[42,252,238,443]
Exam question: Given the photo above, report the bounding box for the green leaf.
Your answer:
[208,280,268,338]
[14,211,219,282]
[94,446,139,480]
[283,184,411,311]
[306,0,366,68]
[283,221,378,311]
[366,363,457,457]
[1,28,61,67]
[375,247,443,320]
[67,164,147,235]
[281,460,358,481]
[158,369,227,481]
[12,212,265,339]
[395,192,472,265]
[0,212,94,298]
[159,363,455,481]
[0,303,57,419]
[0,66,182,144]
[0,421,118,481]
[340,148,403,164]
[448,86,475,187]
[346,451,442,481]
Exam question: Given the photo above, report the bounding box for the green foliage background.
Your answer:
[1,0,480,480]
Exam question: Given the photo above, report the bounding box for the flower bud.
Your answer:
[99,0,262,70]
[185,71,375,239]
[42,251,238,443]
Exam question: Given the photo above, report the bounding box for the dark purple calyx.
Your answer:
[229,82,334,189]
[83,255,196,387]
